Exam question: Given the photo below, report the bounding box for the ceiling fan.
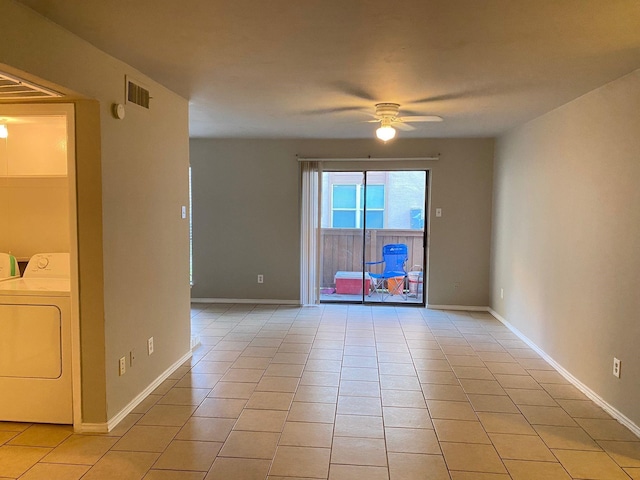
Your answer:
[369,103,443,142]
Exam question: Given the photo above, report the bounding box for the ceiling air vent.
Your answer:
[126,77,150,109]
[0,72,62,100]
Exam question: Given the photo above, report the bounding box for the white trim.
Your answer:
[191,298,300,305]
[77,350,192,433]
[297,156,440,162]
[489,308,640,439]
[427,304,490,312]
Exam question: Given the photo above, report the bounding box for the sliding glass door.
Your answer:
[320,170,427,305]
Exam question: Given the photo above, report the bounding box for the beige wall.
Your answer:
[491,70,640,425]
[190,138,494,306]
[0,2,191,423]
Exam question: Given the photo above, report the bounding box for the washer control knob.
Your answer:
[37,256,49,269]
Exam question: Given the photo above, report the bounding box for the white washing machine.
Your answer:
[0,253,72,424]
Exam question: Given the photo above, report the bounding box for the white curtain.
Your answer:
[300,161,322,305]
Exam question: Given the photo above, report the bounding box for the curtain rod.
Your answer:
[296,155,440,162]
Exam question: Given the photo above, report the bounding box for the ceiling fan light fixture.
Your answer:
[376,124,396,142]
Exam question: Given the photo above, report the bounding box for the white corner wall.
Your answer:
[491,70,640,426]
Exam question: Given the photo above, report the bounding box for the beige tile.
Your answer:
[489,433,555,461]
[505,388,557,407]
[330,437,387,466]
[527,370,568,384]
[339,380,381,397]
[273,352,309,364]
[270,446,331,478]
[18,463,90,480]
[541,383,587,400]
[300,371,341,387]
[557,398,611,419]
[503,459,571,480]
[329,464,389,480]
[113,425,180,452]
[82,451,158,480]
[427,400,477,421]
[234,356,273,369]
[450,472,510,480]
[337,396,382,416]
[294,385,339,403]
[246,391,294,410]
[158,388,211,406]
[132,394,163,414]
[256,376,300,393]
[205,457,271,480]
[234,409,288,432]
[379,374,421,390]
[208,381,257,399]
[0,422,31,432]
[145,470,206,480]
[381,390,426,408]
[452,366,495,380]
[476,412,536,435]
[440,442,507,474]
[0,431,18,446]
[334,415,384,439]
[467,394,519,414]
[264,364,305,377]
[175,417,235,442]
[153,379,179,395]
[484,362,528,375]
[598,440,640,468]
[192,398,247,418]
[153,440,222,471]
[7,424,72,447]
[105,413,143,437]
[387,452,450,479]
[280,422,333,448]
[432,419,491,444]
[221,368,265,383]
[493,374,542,390]
[626,467,640,479]
[138,404,197,426]
[459,379,506,395]
[218,431,280,459]
[288,401,336,423]
[518,405,577,427]
[385,427,441,454]
[552,449,630,480]
[534,425,601,451]
[340,367,379,381]
[305,359,343,373]
[383,407,432,428]
[0,446,51,477]
[418,370,460,385]
[43,435,118,464]
[422,384,468,401]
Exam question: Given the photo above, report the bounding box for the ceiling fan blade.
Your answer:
[394,122,416,131]
[398,115,443,123]
[330,81,377,101]
[365,119,381,123]
[300,106,365,115]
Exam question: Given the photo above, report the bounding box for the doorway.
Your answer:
[319,170,428,305]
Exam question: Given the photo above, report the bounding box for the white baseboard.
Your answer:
[427,304,490,312]
[77,350,193,433]
[191,298,300,305]
[489,308,640,439]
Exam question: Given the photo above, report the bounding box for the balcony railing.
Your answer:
[320,228,425,288]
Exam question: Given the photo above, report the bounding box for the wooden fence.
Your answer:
[320,228,424,287]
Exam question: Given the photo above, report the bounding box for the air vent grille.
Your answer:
[127,79,150,109]
[0,72,62,100]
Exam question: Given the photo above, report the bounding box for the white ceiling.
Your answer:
[16,0,640,139]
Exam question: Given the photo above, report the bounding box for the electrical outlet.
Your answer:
[119,356,126,376]
[613,357,621,378]
[148,337,154,355]
[257,274,264,284]
[130,349,135,367]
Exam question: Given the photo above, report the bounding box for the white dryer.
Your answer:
[0,253,72,424]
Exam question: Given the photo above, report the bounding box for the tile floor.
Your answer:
[1,303,639,479]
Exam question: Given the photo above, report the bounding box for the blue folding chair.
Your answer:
[366,243,408,301]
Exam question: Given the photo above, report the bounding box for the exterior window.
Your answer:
[331,184,384,228]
